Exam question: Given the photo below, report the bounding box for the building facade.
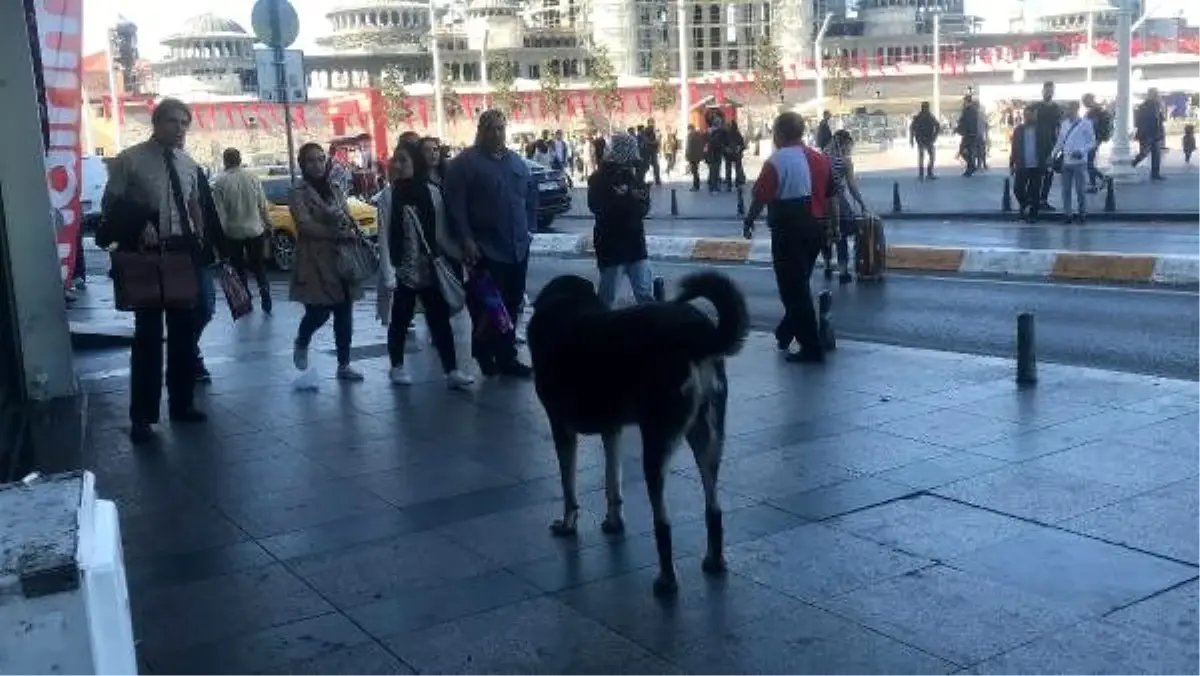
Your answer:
[148,14,258,98]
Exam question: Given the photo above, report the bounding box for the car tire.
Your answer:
[271,230,296,272]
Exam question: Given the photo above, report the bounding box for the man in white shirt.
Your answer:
[1052,101,1097,223]
[212,147,273,313]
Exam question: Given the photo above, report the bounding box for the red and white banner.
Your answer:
[33,0,84,285]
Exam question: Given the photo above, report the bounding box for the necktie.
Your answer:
[163,147,194,239]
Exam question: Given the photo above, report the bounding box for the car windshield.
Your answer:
[261,177,293,206]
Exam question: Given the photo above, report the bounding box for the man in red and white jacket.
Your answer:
[743,112,833,363]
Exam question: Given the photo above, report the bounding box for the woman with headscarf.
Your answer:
[820,129,869,283]
[587,132,653,307]
[289,142,366,381]
[377,140,474,389]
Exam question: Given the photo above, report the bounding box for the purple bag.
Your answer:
[467,270,514,337]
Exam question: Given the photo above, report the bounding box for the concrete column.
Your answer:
[1108,0,1137,181]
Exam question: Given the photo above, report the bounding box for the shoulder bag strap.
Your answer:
[405,205,435,256]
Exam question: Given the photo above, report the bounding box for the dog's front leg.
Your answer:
[642,433,678,597]
[600,430,625,534]
[549,419,580,537]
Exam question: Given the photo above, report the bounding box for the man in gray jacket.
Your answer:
[444,110,538,378]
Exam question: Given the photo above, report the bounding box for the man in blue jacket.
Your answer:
[444,110,537,378]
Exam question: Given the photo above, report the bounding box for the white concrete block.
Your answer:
[1151,255,1200,285]
[959,247,1058,278]
[646,236,700,260]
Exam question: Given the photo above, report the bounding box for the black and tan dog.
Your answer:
[527,271,749,596]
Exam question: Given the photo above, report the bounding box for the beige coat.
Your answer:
[288,181,365,306]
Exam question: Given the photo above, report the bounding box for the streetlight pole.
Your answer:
[931,10,941,122]
[428,0,445,138]
[813,13,833,105]
[677,0,690,137]
[1109,0,1136,179]
[1085,0,1094,83]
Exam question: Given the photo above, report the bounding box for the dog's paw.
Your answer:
[701,555,728,576]
[549,519,578,537]
[600,515,625,535]
[652,574,679,597]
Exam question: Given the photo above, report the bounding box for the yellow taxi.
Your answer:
[260,176,378,271]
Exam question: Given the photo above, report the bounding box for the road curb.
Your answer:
[529,234,1200,286]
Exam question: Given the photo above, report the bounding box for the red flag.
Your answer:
[294,104,307,129]
[116,96,125,124]
[418,98,429,127]
[565,96,575,117]
[980,48,995,72]
[146,97,157,117]
[252,103,270,130]
[266,104,283,128]
[194,106,205,130]
[225,103,235,127]
[357,112,369,129]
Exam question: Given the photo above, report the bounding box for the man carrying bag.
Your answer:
[96,98,208,444]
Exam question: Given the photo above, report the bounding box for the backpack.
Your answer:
[1094,109,1113,143]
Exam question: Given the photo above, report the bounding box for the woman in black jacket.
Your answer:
[587,132,653,308]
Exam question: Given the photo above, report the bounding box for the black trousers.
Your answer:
[131,308,196,424]
[1086,147,1104,187]
[724,156,746,187]
[643,154,662,185]
[1040,163,1055,204]
[228,235,271,303]
[1132,141,1163,177]
[389,284,457,373]
[706,158,722,192]
[297,301,353,366]
[1014,168,1045,218]
[917,142,936,175]
[689,162,701,190]
[771,226,823,354]
[471,256,528,369]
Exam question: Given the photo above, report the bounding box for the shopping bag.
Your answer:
[216,263,252,320]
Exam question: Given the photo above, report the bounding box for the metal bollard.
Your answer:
[891,181,902,214]
[1103,177,1116,213]
[652,276,666,302]
[670,188,679,217]
[1016,312,1037,387]
[736,186,746,216]
[1001,177,1013,213]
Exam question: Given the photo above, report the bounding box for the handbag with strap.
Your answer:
[333,201,379,284]
[1051,119,1084,173]
[407,205,466,313]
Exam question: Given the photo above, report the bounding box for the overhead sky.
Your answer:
[83,0,1199,59]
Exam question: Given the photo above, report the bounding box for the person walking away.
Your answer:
[552,130,570,172]
[742,112,833,363]
[815,110,834,152]
[820,130,869,284]
[724,120,747,189]
[588,133,654,307]
[1183,124,1196,165]
[1132,88,1167,180]
[706,115,728,193]
[443,110,536,379]
[1082,93,1112,192]
[289,142,366,382]
[1051,101,1096,224]
[663,129,679,176]
[685,124,705,191]
[96,97,207,444]
[909,101,941,180]
[212,148,273,315]
[641,119,663,186]
[1033,81,1063,210]
[377,141,474,389]
[192,165,225,383]
[1009,105,1048,223]
[975,105,990,171]
[955,96,981,176]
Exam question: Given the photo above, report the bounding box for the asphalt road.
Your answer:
[525,258,1200,381]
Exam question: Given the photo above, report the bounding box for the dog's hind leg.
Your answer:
[642,430,679,597]
[688,371,728,576]
[600,430,625,534]
[549,419,580,537]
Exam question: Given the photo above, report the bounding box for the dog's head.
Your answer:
[532,275,600,314]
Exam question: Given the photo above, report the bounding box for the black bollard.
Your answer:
[1001,177,1013,213]
[891,181,902,214]
[1016,312,1037,387]
[670,188,679,217]
[736,186,745,216]
[652,276,666,302]
[1103,177,1116,213]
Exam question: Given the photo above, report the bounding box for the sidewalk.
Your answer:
[82,307,1199,674]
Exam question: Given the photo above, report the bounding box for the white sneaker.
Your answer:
[293,344,309,371]
[337,365,364,382]
[447,369,475,390]
[389,366,414,385]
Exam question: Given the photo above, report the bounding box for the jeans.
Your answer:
[389,283,457,373]
[193,265,217,366]
[597,260,655,308]
[1060,164,1088,216]
[916,142,936,176]
[296,300,353,366]
[131,308,196,423]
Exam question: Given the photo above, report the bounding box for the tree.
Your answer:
[588,44,622,127]
[487,59,520,116]
[650,54,677,115]
[752,37,785,106]
[379,64,413,127]
[539,61,567,122]
[441,73,464,121]
[825,56,857,106]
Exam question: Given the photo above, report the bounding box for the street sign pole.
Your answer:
[269,0,298,183]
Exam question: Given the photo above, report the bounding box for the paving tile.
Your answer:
[147,612,375,675]
[351,456,522,508]
[947,527,1199,615]
[724,522,930,602]
[345,569,541,638]
[125,540,275,591]
[944,391,1107,427]
[972,409,1175,462]
[1026,438,1199,492]
[876,409,1035,451]
[1061,480,1200,564]
[829,494,1043,561]
[287,530,504,609]
[218,478,400,538]
[120,503,250,560]
[782,428,952,475]
[934,463,1136,524]
[1111,411,1200,455]
[872,451,1008,490]
[667,600,956,675]
[381,596,682,674]
[965,619,1200,675]
[769,475,917,521]
[823,397,945,429]
[674,446,853,502]
[724,415,854,456]
[434,499,601,567]
[257,641,414,675]
[1105,580,1200,646]
[819,565,1083,667]
[132,563,334,655]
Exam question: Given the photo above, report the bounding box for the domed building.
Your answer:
[151,13,258,98]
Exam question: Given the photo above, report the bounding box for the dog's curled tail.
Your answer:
[675,271,750,357]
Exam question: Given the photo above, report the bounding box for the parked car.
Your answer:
[79,155,110,233]
[525,158,571,232]
[260,177,378,271]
